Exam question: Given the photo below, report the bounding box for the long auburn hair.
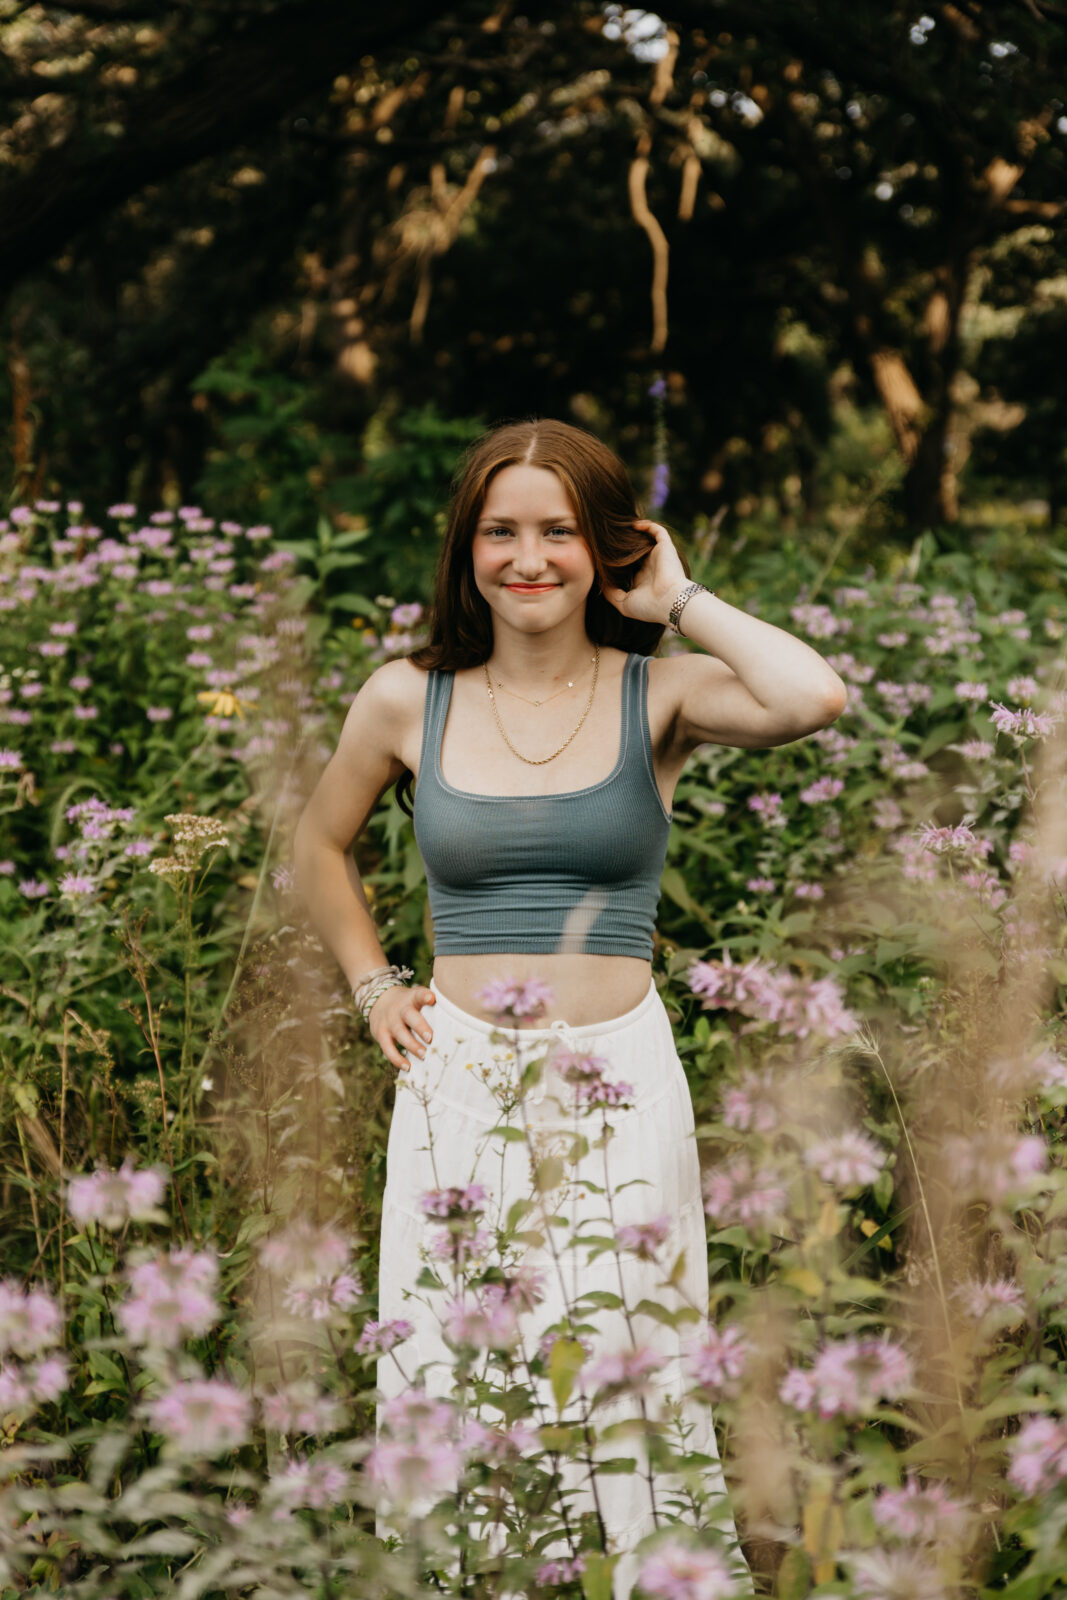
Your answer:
[394,417,687,815]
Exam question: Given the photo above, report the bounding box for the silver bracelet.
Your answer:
[667,582,713,636]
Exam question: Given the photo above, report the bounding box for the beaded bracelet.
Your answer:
[353,964,414,1025]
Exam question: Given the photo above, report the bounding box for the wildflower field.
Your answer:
[1,497,1067,1600]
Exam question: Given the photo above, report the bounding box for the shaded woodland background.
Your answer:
[2,0,1066,567]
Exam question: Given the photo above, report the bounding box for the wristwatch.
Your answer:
[667,582,713,636]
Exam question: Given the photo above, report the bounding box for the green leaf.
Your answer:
[549,1338,587,1411]
[534,1156,564,1192]
[580,1553,617,1600]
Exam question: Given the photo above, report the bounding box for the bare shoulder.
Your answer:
[298,658,428,850]
[355,656,428,721]
[334,656,427,769]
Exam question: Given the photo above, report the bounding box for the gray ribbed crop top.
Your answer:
[412,651,672,958]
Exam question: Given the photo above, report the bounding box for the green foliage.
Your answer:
[2,492,1067,1597]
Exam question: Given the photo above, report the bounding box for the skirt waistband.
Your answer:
[427,976,661,1043]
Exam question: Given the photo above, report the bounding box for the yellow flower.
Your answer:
[196,689,252,720]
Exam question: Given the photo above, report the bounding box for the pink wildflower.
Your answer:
[420,1183,488,1219]
[260,1382,345,1434]
[781,1336,913,1417]
[720,1068,779,1133]
[872,1475,971,1542]
[586,1342,664,1399]
[703,1154,786,1230]
[954,1276,1025,1325]
[574,1075,635,1109]
[637,1536,739,1598]
[847,1549,950,1600]
[442,1285,521,1350]
[536,1555,586,1584]
[147,1377,251,1456]
[257,1220,351,1281]
[119,1247,219,1347]
[355,1318,415,1356]
[283,1271,361,1321]
[803,1130,885,1189]
[0,1280,63,1357]
[799,776,844,804]
[67,1159,168,1230]
[989,701,1058,740]
[615,1215,671,1260]
[365,1389,466,1506]
[554,1050,610,1085]
[272,1456,350,1510]
[942,1130,1047,1202]
[1008,1414,1067,1495]
[682,1322,749,1396]
[461,1416,539,1462]
[475,975,555,1018]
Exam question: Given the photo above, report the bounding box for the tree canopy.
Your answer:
[2,0,1065,532]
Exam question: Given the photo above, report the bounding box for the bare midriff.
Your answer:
[432,952,653,1028]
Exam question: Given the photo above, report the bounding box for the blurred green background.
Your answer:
[2,0,1065,579]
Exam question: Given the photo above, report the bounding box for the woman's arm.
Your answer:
[604,520,848,754]
[292,659,435,1070]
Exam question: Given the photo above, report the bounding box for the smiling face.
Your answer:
[471,464,596,638]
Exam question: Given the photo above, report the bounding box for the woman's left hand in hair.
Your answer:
[600,520,691,627]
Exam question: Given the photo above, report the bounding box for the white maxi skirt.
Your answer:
[375,978,749,1597]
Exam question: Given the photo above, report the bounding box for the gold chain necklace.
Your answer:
[484,644,600,765]
[491,653,596,708]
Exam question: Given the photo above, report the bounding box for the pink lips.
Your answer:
[504,583,559,592]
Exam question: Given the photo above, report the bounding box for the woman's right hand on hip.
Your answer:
[368,984,436,1072]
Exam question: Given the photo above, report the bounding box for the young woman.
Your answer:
[294,419,847,1592]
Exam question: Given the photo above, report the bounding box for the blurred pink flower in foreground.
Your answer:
[475,975,555,1018]
[0,1279,67,1413]
[780,1336,913,1417]
[258,1220,361,1323]
[586,1343,664,1400]
[872,1474,972,1542]
[148,1376,251,1456]
[1008,1415,1067,1495]
[443,1286,521,1351]
[119,1247,219,1347]
[637,1536,740,1598]
[689,953,857,1040]
[804,1130,886,1189]
[941,1130,1047,1203]
[260,1381,345,1434]
[954,1276,1026,1327]
[847,1548,948,1600]
[0,1279,62,1356]
[720,1071,780,1134]
[682,1322,749,1398]
[67,1159,168,1230]
[271,1456,351,1512]
[703,1154,787,1230]
[365,1390,467,1506]
[615,1215,672,1260]
[356,1318,415,1357]
[537,1554,586,1585]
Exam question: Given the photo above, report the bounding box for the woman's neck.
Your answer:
[486,622,597,688]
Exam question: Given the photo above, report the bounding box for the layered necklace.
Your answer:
[484,644,600,765]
